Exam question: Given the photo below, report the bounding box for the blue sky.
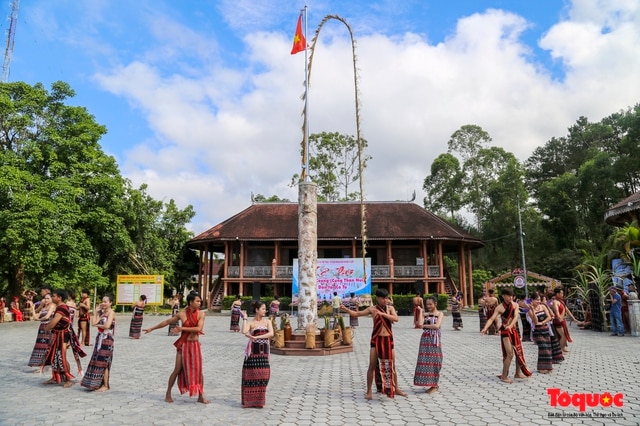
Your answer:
[4,0,640,233]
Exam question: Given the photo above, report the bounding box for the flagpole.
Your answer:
[303,5,310,182]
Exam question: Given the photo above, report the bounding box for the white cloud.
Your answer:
[93,2,640,233]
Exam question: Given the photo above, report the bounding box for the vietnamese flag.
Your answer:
[290,13,306,55]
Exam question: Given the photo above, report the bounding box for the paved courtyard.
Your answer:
[0,311,638,425]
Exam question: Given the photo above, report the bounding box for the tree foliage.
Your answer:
[423,103,640,284]
[0,81,197,298]
[292,131,371,201]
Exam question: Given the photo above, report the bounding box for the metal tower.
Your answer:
[2,0,20,82]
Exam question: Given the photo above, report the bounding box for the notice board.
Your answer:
[116,275,164,305]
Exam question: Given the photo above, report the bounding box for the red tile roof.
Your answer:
[189,202,483,249]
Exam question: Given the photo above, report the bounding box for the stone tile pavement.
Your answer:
[0,312,638,425]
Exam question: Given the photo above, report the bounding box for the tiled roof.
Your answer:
[605,192,640,226]
[188,201,484,248]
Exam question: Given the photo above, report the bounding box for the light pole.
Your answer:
[517,197,528,299]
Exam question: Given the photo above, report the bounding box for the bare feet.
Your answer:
[538,370,551,374]
[165,394,174,403]
[96,386,109,392]
[63,381,74,388]
[197,395,210,404]
[514,374,529,379]
[365,391,372,400]
[497,375,513,384]
[426,386,439,394]
[43,379,56,385]
[395,389,408,397]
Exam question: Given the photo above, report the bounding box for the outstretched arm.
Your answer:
[144,312,183,333]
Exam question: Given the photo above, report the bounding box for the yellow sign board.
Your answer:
[116,275,164,305]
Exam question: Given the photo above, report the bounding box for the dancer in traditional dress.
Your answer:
[349,292,359,328]
[550,287,577,352]
[341,288,407,399]
[9,296,23,322]
[81,294,116,391]
[129,294,147,339]
[0,297,5,323]
[450,293,463,330]
[144,291,209,404]
[42,289,87,387]
[412,293,424,329]
[66,292,77,333]
[168,294,181,336]
[478,289,488,332]
[484,289,498,335]
[77,289,91,346]
[545,292,564,364]
[230,295,243,332]
[528,292,553,374]
[241,300,274,408]
[269,295,280,319]
[28,293,55,370]
[413,296,443,394]
[518,296,532,342]
[22,290,36,321]
[481,288,532,383]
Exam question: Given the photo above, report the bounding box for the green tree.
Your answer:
[0,81,126,296]
[0,81,198,298]
[252,194,290,202]
[292,132,371,201]
[422,153,463,220]
[446,125,492,228]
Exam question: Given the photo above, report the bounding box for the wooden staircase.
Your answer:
[443,268,458,297]
[208,278,224,312]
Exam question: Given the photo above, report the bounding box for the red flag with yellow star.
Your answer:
[290,13,306,55]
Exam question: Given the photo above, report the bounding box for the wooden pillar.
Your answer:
[438,241,444,294]
[239,241,245,279]
[467,246,474,306]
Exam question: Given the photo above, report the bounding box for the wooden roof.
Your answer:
[605,191,640,226]
[188,201,484,250]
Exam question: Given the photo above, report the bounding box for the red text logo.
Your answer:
[547,388,624,412]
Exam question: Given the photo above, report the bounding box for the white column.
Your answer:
[297,181,318,330]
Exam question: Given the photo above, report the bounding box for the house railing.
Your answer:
[227,264,441,279]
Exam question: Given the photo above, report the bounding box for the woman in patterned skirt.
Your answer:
[414,296,444,394]
[230,295,242,332]
[22,290,36,321]
[42,289,87,387]
[348,293,359,328]
[528,292,553,374]
[450,293,463,330]
[66,292,77,333]
[168,294,181,336]
[28,294,55,370]
[241,301,274,408]
[129,294,147,339]
[81,294,116,391]
[545,292,564,364]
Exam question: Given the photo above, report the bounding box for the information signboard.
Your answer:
[116,275,164,305]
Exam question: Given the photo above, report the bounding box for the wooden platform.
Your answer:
[270,331,353,356]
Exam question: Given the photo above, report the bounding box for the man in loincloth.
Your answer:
[144,291,209,404]
[481,287,532,383]
[341,288,407,399]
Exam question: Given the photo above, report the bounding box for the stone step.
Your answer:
[270,344,353,356]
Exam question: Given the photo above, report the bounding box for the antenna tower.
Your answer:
[2,0,20,82]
